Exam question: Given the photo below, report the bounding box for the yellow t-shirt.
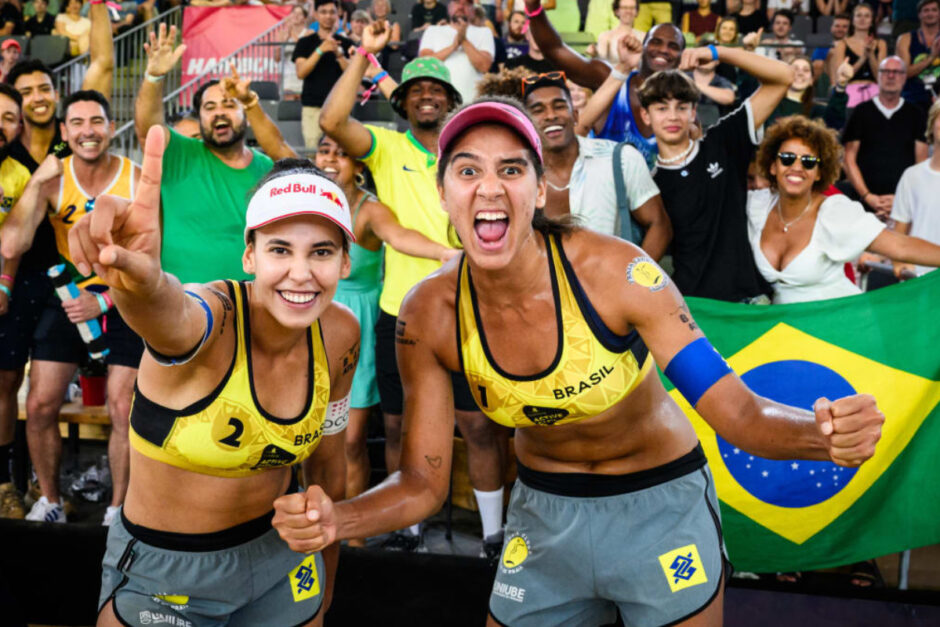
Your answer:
[50,154,137,288]
[360,125,451,316]
[0,155,32,228]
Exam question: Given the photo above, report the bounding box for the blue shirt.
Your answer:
[595,71,659,170]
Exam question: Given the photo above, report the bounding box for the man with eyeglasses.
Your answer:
[636,42,793,302]
[844,56,929,219]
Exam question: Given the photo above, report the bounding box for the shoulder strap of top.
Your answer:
[351,190,373,225]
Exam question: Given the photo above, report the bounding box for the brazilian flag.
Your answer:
[665,271,940,573]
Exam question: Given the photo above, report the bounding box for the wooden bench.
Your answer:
[13,402,111,491]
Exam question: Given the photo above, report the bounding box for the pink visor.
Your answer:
[437,102,543,163]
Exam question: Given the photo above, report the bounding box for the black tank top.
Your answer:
[844,43,875,83]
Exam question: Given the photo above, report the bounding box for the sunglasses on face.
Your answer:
[521,71,567,97]
[777,152,820,169]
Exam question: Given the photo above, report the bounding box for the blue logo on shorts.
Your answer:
[669,553,697,584]
[295,564,316,594]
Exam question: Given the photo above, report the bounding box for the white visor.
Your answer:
[244,172,356,243]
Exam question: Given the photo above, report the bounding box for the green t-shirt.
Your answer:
[160,128,274,284]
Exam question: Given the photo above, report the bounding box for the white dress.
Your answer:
[746,189,885,304]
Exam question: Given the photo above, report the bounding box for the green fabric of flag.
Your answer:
[663,271,940,573]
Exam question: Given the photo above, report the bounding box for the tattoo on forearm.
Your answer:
[626,256,668,292]
[209,288,233,335]
[342,342,360,375]
[395,319,418,346]
[425,455,442,469]
[670,304,699,332]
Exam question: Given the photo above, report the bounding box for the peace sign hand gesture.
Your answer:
[68,126,166,296]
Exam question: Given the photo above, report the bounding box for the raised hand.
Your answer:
[679,46,715,71]
[814,395,884,467]
[68,126,166,295]
[33,154,63,185]
[144,22,186,78]
[362,19,392,54]
[272,485,338,553]
[742,27,763,51]
[220,61,253,105]
[835,58,855,87]
[319,36,339,55]
[617,32,642,70]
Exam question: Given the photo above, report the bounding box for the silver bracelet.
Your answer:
[609,67,629,82]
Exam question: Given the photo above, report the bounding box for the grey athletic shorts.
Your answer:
[490,444,727,627]
[99,508,324,627]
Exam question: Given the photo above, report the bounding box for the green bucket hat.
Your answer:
[389,57,463,119]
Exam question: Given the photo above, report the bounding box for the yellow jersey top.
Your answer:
[360,125,452,316]
[0,155,31,228]
[128,281,332,478]
[51,154,137,288]
[457,233,653,428]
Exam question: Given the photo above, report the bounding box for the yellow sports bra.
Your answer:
[457,233,653,428]
[129,281,331,477]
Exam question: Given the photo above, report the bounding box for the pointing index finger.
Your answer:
[134,125,166,219]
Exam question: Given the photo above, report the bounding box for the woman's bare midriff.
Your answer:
[512,370,700,475]
[121,450,291,533]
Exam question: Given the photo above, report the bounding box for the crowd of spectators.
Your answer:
[0,0,938,593]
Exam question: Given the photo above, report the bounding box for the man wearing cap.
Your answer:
[320,23,509,557]
[0,38,20,83]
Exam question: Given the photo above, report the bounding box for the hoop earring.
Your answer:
[354,172,366,187]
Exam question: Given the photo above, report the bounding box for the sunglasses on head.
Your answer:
[521,71,567,97]
[777,152,820,169]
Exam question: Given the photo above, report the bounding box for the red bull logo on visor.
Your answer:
[268,183,345,211]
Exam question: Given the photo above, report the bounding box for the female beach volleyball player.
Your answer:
[70,126,359,627]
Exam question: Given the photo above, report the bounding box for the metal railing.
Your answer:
[110,16,290,160]
[52,7,184,128]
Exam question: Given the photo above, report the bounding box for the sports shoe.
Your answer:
[480,530,505,566]
[25,496,67,523]
[381,528,427,553]
[0,482,26,519]
[102,505,120,527]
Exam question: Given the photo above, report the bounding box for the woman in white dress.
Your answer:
[747,115,940,304]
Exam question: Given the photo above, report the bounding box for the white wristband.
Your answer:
[609,67,629,82]
[322,394,350,435]
[145,72,165,84]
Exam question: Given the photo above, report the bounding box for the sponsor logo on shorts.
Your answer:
[492,580,526,603]
[501,534,529,573]
[151,593,190,610]
[137,611,193,626]
[289,554,321,602]
[658,544,708,593]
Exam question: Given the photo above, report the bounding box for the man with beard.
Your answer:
[1,90,142,525]
[134,24,294,284]
[0,83,33,519]
[522,0,684,164]
[320,25,510,559]
[0,3,113,521]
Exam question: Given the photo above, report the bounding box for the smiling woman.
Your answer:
[272,98,886,627]
[748,114,940,303]
[66,128,359,627]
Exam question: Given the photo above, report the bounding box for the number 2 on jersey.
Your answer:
[219,417,244,447]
